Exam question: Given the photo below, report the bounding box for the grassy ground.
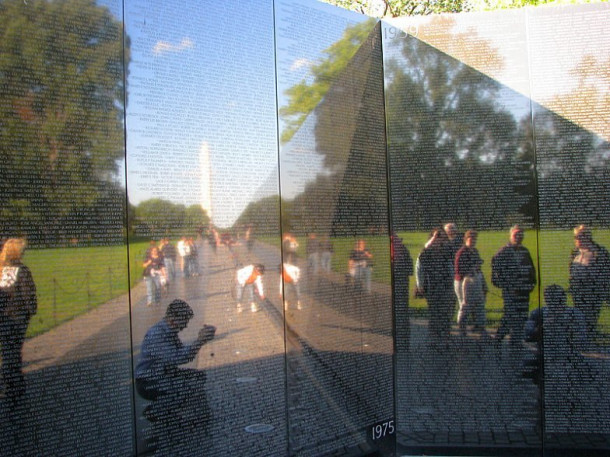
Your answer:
[25,230,610,338]
[24,241,148,337]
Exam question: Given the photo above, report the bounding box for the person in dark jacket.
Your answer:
[569,224,610,344]
[135,299,215,423]
[391,231,413,310]
[416,228,455,344]
[492,225,536,349]
[393,232,414,349]
[0,238,37,404]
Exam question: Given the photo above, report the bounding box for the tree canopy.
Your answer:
[0,0,127,245]
[277,13,537,233]
[384,35,535,230]
[133,199,209,239]
[233,195,282,236]
[279,19,377,144]
[323,0,602,17]
[275,6,609,233]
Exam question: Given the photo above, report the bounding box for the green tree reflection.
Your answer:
[0,0,127,245]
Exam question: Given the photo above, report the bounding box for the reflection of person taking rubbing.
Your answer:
[523,284,587,421]
[526,285,586,363]
[135,299,215,424]
[235,264,265,313]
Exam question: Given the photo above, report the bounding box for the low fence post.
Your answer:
[86,272,91,309]
[108,267,113,301]
[53,277,57,326]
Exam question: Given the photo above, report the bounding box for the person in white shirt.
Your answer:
[176,236,191,277]
[235,264,265,313]
[280,262,302,310]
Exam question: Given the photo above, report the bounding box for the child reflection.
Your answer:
[159,238,177,281]
[143,247,166,307]
[0,238,37,405]
[348,239,373,293]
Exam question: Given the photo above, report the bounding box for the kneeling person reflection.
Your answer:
[135,299,215,426]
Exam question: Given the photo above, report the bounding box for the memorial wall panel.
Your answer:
[1,0,609,455]
[529,3,610,452]
[275,1,394,455]
[0,0,133,455]
[125,0,285,455]
[383,9,541,453]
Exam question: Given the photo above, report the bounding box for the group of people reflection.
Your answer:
[135,227,348,450]
[141,222,610,356]
[141,228,380,318]
[233,232,371,314]
[408,223,609,357]
[142,237,203,307]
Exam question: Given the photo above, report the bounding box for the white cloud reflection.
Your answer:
[153,37,194,56]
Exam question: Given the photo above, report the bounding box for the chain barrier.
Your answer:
[52,272,89,295]
[108,267,113,301]
[49,266,124,326]
[53,278,57,326]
